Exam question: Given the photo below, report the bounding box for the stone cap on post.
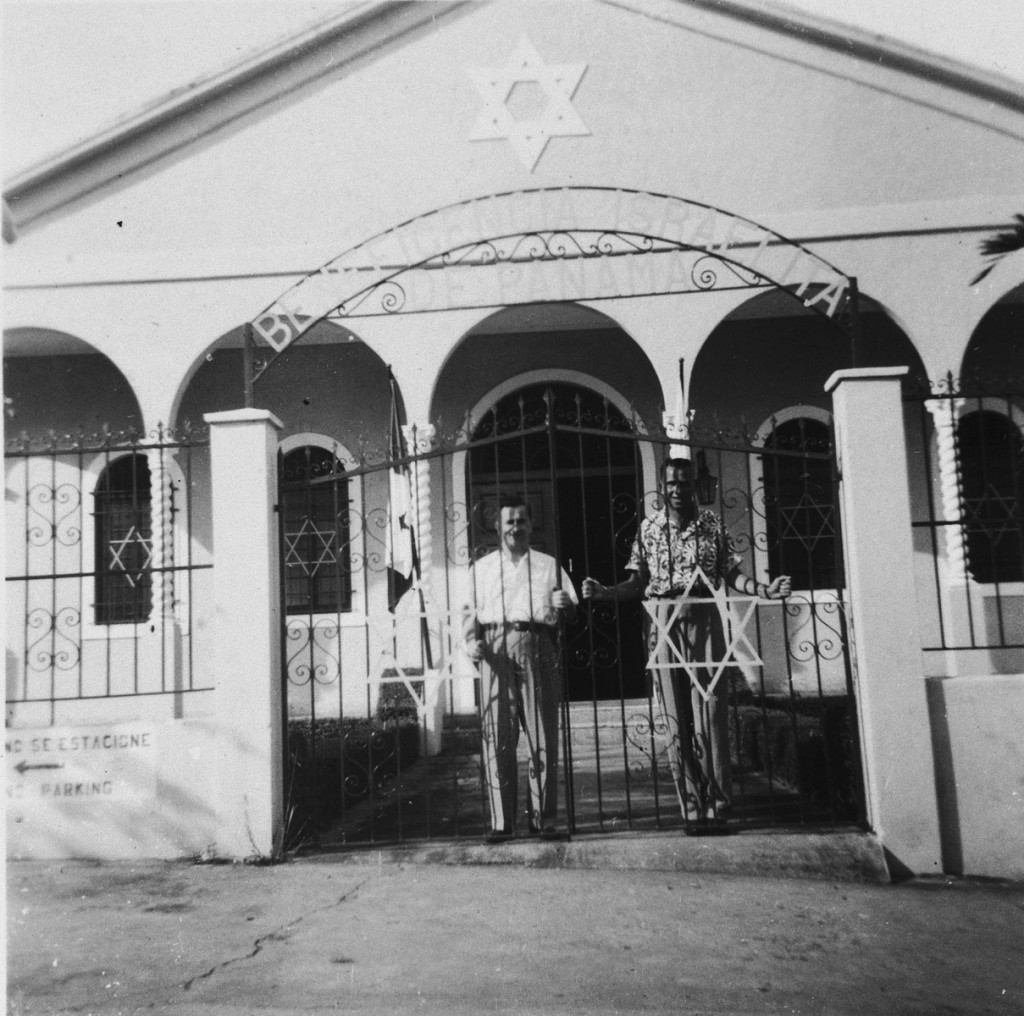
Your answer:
[204,408,284,429]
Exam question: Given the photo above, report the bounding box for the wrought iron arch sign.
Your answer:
[247,187,860,394]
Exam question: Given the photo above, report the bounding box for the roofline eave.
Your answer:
[3,0,471,240]
[4,0,1022,243]
[692,0,1024,113]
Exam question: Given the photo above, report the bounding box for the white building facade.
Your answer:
[4,0,1023,876]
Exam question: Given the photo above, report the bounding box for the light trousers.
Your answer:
[478,627,561,833]
[649,602,732,818]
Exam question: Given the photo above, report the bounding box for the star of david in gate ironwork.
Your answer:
[643,566,763,705]
[468,35,590,172]
[366,610,481,719]
[283,518,338,576]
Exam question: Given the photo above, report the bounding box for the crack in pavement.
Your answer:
[180,876,374,992]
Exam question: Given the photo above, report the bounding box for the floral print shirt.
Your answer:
[627,508,741,596]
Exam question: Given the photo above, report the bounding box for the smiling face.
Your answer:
[662,462,696,522]
[498,503,532,556]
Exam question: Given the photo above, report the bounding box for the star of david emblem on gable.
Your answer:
[468,35,590,172]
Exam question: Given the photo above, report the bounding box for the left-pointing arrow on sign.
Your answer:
[14,761,64,774]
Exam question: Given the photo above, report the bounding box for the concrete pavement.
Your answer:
[6,833,1024,1015]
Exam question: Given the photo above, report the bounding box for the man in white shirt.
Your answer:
[464,496,578,843]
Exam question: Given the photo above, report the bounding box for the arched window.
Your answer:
[281,446,352,615]
[467,382,637,554]
[94,454,152,624]
[958,411,1024,583]
[762,418,836,591]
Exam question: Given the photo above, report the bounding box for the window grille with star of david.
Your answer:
[281,446,353,615]
[958,410,1024,584]
[94,454,153,624]
[763,418,837,591]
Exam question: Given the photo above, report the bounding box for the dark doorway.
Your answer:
[468,383,648,700]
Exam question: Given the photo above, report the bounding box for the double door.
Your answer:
[469,469,647,702]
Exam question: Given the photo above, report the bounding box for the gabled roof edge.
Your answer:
[688,0,1024,112]
[3,0,471,240]
[5,0,1023,243]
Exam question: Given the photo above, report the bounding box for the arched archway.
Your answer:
[3,327,144,440]
[962,282,1024,380]
[431,301,663,432]
[174,319,390,450]
[463,379,648,701]
[688,288,926,432]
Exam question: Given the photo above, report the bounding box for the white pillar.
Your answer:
[923,396,977,665]
[826,367,943,875]
[926,397,969,584]
[401,421,445,754]
[205,409,284,859]
[146,444,183,697]
[402,421,436,602]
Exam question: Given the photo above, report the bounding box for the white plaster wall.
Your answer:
[929,674,1024,880]
[6,719,218,859]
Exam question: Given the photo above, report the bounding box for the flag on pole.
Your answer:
[387,371,417,611]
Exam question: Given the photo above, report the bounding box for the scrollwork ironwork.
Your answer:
[689,252,763,292]
[27,483,82,548]
[621,710,672,786]
[26,606,81,672]
[783,595,847,664]
[285,618,341,688]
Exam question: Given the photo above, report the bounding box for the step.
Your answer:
[441,713,482,755]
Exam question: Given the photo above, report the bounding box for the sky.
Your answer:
[2,0,1024,179]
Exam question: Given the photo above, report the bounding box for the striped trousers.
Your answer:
[478,626,562,834]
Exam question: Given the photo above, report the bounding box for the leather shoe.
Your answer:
[539,826,562,841]
[483,829,513,844]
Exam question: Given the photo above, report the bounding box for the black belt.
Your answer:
[649,588,713,599]
[481,621,555,634]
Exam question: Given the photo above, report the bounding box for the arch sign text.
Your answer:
[251,188,855,369]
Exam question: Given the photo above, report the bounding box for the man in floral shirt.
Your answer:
[583,457,790,825]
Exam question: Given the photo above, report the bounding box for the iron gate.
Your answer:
[279,387,864,850]
[4,425,213,725]
[905,373,1024,656]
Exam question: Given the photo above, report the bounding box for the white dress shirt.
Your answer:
[468,549,578,626]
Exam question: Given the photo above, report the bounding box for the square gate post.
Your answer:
[826,367,942,876]
[205,408,284,859]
